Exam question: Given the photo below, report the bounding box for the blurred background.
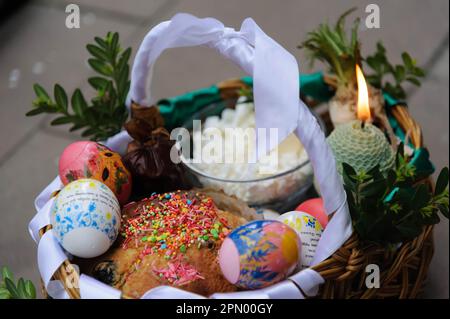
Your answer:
[0,0,448,298]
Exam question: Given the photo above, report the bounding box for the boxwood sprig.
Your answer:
[27,32,131,141]
[343,144,449,245]
[0,266,36,299]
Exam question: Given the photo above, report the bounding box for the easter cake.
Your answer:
[78,190,253,298]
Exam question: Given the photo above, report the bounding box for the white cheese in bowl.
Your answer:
[185,102,313,205]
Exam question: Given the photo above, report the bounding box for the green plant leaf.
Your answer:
[33,84,50,100]
[88,77,109,90]
[396,223,422,239]
[27,32,130,141]
[360,179,387,197]
[435,167,449,195]
[402,52,415,70]
[1,266,14,283]
[394,65,406,82]
[412,67,425,77]
[111,32,119,53]
[0,287,11,299]
[406,77,421,86]
[4,278,19,299]
[17,278,27,299]
[26,108,46,116]
[94,36,108,49]
[71,89,88,116]
[342,162,357,179]
[412,184,431,210]
[24,280,36,299]
[51,116,73,125]
[69,123,86,132]
[88,58,113,76]
[86,44,109,61]
[54,84,68,112]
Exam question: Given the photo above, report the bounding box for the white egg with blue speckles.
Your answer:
[51,178,121,258]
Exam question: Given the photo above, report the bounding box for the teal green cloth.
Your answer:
[157,72,434,177]
[158,86,221,128]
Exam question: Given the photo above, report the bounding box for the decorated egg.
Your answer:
[58,141,132,205]
[295,198,328,228]
[219,220,300,289]
[51,178,121,258]
[277,211,323,269]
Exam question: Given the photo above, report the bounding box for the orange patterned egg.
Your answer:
[58,141,132,205]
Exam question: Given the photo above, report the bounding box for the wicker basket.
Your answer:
[38,75,434,299]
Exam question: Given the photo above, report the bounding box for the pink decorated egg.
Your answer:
[58,141,132,205]
[219,220,301,289]
[295,198,328,228]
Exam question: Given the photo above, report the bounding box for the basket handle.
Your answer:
[128,13,301,160]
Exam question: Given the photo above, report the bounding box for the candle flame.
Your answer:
[356,64,371,122]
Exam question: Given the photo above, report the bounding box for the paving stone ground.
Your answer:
[0,0,448,298]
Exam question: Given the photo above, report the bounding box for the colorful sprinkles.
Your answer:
[121,191,230,263]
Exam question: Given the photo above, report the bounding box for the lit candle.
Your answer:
[327,65,395,175]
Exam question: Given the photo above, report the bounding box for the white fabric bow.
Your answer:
[29,13,352,299]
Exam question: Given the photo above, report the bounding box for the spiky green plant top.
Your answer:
[327,120,395,175]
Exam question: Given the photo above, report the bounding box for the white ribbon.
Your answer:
[29,13,352,299]
[79,275,122,299]
[37,230,68,294]
[141,286,205,299]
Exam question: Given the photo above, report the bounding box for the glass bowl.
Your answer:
[179,100,325,212]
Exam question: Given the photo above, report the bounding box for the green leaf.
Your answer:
[71,89,88,116]
[69,123,86,132]
[24,280,36,299]
[342,162,357,180]
[33,84,50,100]
[412,184,431,209]
[119,47,132,67]
[376,42,386,54]
[17,278,26,299]
[88,77,109,90]
[396,223,422,239]
[94,36,108,49]
[25,108,46,116]
[394,65,406,82]
[111,32,119,52]
[360,179,387,197]
[54,84,68,111]
[4,278,19,299]
[412,67,425,77]
[402,52,415,70]
[81,128,98,137]
[435,167,449,195]
[0,287,11,299]
[51,116,73,125]
[86,44,109,61]
[2,267,14,283]
[406,77,421,86]
[88,59,113,76]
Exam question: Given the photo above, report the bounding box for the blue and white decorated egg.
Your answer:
[51,178,121,258]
